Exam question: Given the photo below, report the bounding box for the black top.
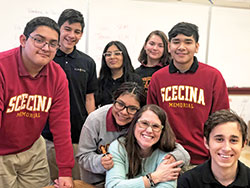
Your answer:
[135,64,163,91]
[178,160,250,188]
[42,47,98,143]
[95,73,143,107]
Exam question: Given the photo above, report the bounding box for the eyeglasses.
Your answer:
[29,35,60,51]
[113,100,139,115]
[103,51,122,57]
[137,119,163,132]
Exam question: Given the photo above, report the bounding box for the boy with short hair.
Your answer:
[0,16,74,188]
[42,9,98,180]
[147,22,229,168]
[178,109,250,187]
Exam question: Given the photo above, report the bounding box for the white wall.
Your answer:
[1,0,250,87]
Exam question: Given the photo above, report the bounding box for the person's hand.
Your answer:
[151,160,183,183]
[101,153,114,170]
[54,176,74,188]
[164,154,176,164]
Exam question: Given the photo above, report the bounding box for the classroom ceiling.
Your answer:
[135,0,250,9]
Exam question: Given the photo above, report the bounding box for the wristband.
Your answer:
[146,173,156,187]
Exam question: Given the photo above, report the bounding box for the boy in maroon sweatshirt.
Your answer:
[0,16,74,188]
[147,22,229,169]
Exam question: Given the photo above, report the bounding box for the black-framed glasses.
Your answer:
[113,100,139,115]
[29,35,60,51]
[137,119,163,132]
[103,51,122,57]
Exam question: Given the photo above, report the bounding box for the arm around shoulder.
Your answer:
[169,143,190,166]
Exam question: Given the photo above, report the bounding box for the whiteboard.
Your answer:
[0,0,88,52]
[229,95,250,124]
[208,6,250,87]
[1,0,250,88]
[87,0,210,74]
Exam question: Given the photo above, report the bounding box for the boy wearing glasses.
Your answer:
[42,9,98,180]
[147,22,229,170]
[178,109,250,187]
[0,17,74,188]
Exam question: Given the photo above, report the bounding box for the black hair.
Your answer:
[168,22,199,42]
[113,82,146,108]
[23,16,60,40]
[204,109,248,147]
[58,9,85,32]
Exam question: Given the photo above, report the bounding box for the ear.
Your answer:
[195,42,199,53]
[79,31,83,39]
[168,42,171,53]
[204,137,209,150]
[20,34,27,48]
[242,140,247,149]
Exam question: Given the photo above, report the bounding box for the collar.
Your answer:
[18,46,48,78]
[56,46,77,59]
[202,160,249,187]
[141,61,164,68]
[106,107,119,132]
[169,56,198,74]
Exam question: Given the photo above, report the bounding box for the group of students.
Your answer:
[0,7,249,188]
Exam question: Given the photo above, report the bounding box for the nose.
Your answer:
[120,107,129,115]
[68,30,75,38]
[222,141,231,151]
[145,125,153,132]
[110,52,116,58]
[41,42,50,51]
[178,42,186,50]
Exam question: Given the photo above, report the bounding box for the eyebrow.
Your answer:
[33,34,58,42]
[213,134,240,139]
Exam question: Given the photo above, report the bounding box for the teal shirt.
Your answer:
[106,138,176,188]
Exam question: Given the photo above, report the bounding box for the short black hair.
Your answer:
[168,22,199,42]
[58,9,85,32]
[204,109,248,147]
[23,16,60,40]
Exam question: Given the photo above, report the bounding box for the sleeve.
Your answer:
[168,143,190,166]
[155,153,177,188]
[86,59,98,94]
[76,113,106,174]
[49,72,74,177]
[0,70,4,127]
[147,75,159,105]
[210,71,229,113]
[105,140,145,188]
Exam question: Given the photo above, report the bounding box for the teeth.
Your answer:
[220,155,230,158]
[143,135,152,139]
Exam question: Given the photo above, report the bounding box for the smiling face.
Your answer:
[112,94,140,126]
[105,44,123,73]
[144,34,164,64]
[204,122,244,172]
[168,34,199,70]
[20,26,59,77]
[134,110,162,154]
[59,21,83,54]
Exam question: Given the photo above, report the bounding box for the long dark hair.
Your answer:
[138,30,170,66]
[99,41,135,82]
[119,104,176,178]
